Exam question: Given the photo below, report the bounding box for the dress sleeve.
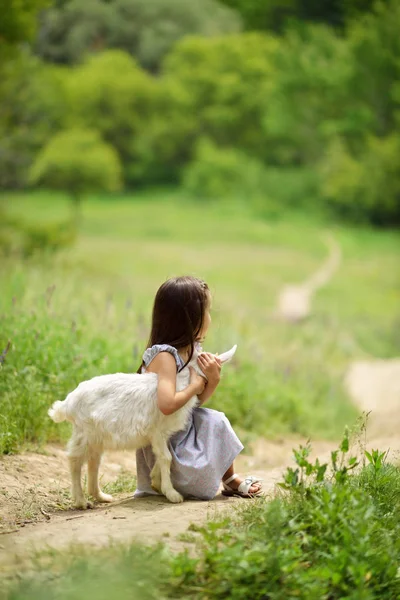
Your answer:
[142,344,183,371]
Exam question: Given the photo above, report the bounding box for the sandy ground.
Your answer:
[0,438,315,564]
[1,403,399,571]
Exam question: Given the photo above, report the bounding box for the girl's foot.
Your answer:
[222,473,263,497]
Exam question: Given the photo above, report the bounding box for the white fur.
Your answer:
[49,345,237,507]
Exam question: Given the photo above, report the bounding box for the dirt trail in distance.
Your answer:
[277,233,341,322]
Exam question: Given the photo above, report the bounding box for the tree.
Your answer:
[29,129,122,220]
[0,0,50,52]
[61,50,156,185]
[0,53,66,189]
[34,0,241,71]
[347,0,400,138]
[320,134,400,225]
[218,0,390,32]
[162,33,278,159]
[262,24,362,165]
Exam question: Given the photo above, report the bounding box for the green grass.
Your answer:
[0,189,399,452]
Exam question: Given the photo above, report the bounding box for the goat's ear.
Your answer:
[218,345,237,364]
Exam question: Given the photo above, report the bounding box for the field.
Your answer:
[1,190,399,598]
[1,190,399,453]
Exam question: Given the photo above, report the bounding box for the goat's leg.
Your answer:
[152,438,183,503]
[67,429,90,509]
[150,460,162,492]
[68,455,89,509]
[87,448,113,503]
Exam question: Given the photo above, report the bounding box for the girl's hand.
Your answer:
[189,367,206,395]
[197,352,221,385]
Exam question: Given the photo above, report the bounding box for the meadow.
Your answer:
[1,190,399,454]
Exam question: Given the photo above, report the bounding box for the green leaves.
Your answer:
[35,0,242,70]
[29,128,122,205]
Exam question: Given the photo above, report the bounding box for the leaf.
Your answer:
[340,435,349,453]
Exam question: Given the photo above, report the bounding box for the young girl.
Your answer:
[134,275,263,500]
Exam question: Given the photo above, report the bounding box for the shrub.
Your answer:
[169,435,400,599]
[0,211,76,258]
[29,128,122,218]
[182,138,266,200]
[320,135,400,225]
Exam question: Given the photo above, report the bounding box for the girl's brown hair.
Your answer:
[140,276,210,371]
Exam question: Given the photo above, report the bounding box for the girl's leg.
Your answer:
[222,463,262,494]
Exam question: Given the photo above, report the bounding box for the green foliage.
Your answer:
[183,139,320,215]
[0,53,66,189]
[218,0,385,31]
[0,0,49,50]
[347,0,400,139]
[163,33,278,156]
[0,212,76,258]
[321,134,400,225]
[182,138,266,200]
[35,0,241,70]
[263,24,362,165]
[129,77,197,184]
[1,0,399,226]
[62,51,155,185]
[0,283,135,454]
[29,128,122,204]
[169,436,400,599]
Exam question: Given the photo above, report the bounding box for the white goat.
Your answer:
[48,345,237,507]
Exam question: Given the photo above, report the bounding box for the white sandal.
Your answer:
[222,473,263,498]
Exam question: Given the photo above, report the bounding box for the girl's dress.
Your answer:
[134,344,244,501]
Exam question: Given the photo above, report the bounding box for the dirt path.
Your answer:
[277,233,341,321]
[0,439,325,570]
[1,425,399,572]
[345,358,400,439]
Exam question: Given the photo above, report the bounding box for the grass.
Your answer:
[0,189,399,453]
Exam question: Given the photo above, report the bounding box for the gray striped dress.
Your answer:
[134,344,244,500]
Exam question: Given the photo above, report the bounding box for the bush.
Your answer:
[0,53,66,189]
[61,50,155,185]
[263,24,360,166]
[182,138,266,200]
[0,291,135,454]
[163,33,278,158]
[0,214,76,258]
[169,435,400,599]
[29,128,122,216]
[320,135,400,225]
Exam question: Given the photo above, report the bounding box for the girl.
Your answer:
[134,276,263,500]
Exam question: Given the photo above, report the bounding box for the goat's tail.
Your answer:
[48,400,68,423]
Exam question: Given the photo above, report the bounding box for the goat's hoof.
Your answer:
[94,492,114,503]
[166,489,184,503]
[74,499,92,510]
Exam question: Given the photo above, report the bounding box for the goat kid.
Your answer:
[48,345,237,507]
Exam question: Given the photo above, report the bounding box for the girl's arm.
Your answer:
[147,353,205,416]
[197,353,222,405]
